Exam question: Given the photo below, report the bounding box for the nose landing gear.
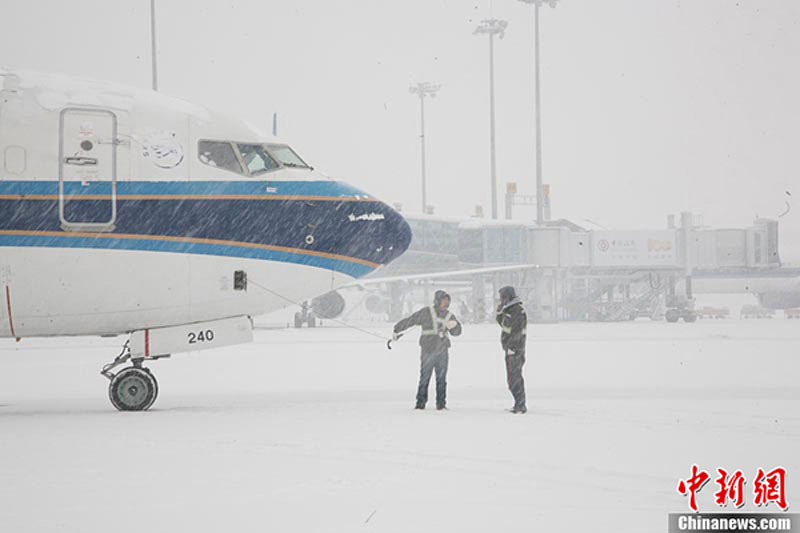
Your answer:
[109,366,158,411]
[293,301,317,328]
[101,341,162,411]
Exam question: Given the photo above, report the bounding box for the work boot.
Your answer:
[436,404,447,411]
[415,403,425,410]
[508,405,527,414]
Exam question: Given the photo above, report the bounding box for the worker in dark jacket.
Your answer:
[393,290,462,410]
[496,286,528,413]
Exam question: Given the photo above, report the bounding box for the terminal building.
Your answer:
[370,211,788,323]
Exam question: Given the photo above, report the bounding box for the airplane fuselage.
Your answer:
[0,69,411,338]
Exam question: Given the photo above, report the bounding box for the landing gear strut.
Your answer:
[101,341,162,411]
[294,301,317,328]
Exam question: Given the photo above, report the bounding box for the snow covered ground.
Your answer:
[1,319,797,532]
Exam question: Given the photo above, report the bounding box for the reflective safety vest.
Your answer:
[500,314,527,335]
[421,306,454,337]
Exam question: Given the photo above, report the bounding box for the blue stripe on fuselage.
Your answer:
[0,180,372,197]
[0,180,412,278]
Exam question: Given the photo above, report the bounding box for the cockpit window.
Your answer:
[198,141,244,175]
[267,144,311,169]
[237,143,279,175]
[197,140,308,177]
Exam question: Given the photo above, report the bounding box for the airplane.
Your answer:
[0,68,412,411]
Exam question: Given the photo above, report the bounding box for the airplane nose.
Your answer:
[337,200,411,273]
[284,183,411,279]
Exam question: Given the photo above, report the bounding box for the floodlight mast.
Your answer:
[150,0,158,91]
[474,19,508,220]
[518,0,558,224]
[409,82,441,214]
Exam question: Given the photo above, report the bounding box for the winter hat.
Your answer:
[434,290,451,305]
[499,286,517,303]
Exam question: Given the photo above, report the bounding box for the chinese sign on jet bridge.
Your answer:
[591,230,678,268]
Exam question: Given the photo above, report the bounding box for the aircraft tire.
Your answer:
[109,367,158,411]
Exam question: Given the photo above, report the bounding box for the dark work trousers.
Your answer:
[505,350,526,409]
[417,348,449,408]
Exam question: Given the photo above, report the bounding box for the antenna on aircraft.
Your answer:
[272,112,278,136]
[150,0,158,91]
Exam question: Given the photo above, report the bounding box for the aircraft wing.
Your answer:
[343,263,542,288]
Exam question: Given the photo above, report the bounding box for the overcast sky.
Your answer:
[2,0,798,259]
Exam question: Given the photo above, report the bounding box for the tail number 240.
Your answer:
[188,330,215,344]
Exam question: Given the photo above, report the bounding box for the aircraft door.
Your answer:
[0,265,7,337]
[59,108,117,232]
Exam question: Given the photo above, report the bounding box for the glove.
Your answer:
[446,320,458,329]
[392,332,400,341]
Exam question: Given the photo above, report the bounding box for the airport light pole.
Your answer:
[150,0,158,91]
[518,0,557,225]
[409,82,441,214]
[474,19,508,220]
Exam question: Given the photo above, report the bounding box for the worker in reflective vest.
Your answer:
[392,290,462,410]
[496,286,528,414]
